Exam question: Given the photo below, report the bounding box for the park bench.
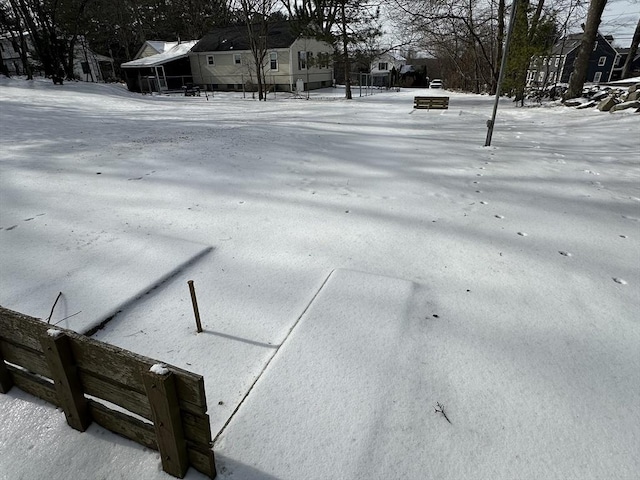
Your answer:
[414,96,449,110]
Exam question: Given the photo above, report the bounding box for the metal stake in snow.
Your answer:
[485,0,518,147]
[188,280,203,333]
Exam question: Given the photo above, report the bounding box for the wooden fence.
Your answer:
[0,307,216,479]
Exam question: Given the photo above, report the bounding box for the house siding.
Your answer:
[190,36,333,92]
[527,32,618,88]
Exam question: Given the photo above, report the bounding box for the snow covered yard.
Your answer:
[1,77,639,479]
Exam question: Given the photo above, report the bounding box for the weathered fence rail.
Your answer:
[0,307,216,479]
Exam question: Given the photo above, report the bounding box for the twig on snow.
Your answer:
[52,311,82,325]
[435,402,452,424]
[47,292,62,324]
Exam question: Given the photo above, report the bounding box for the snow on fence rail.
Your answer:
[0,307,216,479]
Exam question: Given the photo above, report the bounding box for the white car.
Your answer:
[430,79,443,88]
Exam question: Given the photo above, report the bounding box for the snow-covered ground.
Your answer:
[1,77,638,480]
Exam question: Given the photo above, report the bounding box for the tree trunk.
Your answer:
[341,2,352,99]
[493,0,505,95]
[563,0,608,100]
[621,18,640,79]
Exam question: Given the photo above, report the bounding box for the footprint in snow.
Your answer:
[584,170,600,175]
[612,278,627,285]
[495,215,504,219]
[558,251,572,257]
[622,215,639,222]
[480,201,488,205]
[619,235,628,238]
[517,232,528,236]
[5,225,18,231]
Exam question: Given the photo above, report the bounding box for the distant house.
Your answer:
[189,21,333,92]
[610,47,640,82]
[0,33,113,81]
[121,40,197,93]
[370,52,404,87]
[526,32,618,87]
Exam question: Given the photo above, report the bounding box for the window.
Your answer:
[317,52,330,68]
[598,56,606,66]
[593,41,598,51]
[543,57,548,66]
[298,51,307,70]
[378,62,388,70]
[234,54,242,65]
[538,71,546,82]
[555,57,560,67]
[307,52,314,68]
[207,55,214,66]
[593,71,602,83]
[270,52,278,70]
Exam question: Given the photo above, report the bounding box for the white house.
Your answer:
[0,33,113,81]
[369,52,405,87]
[189,21,334,92]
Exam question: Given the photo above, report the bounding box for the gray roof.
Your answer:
[191,21,297,53]
[551,34,583,56]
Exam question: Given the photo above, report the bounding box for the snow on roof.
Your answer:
[121,41,197,68]
[146,41,171,54]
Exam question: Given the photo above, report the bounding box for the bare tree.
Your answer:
[564,0,607,99]
[621,17,640,79]
[238,0,277,100]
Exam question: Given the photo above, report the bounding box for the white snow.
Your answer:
[149,363,170,375]
[1,77,639,479]
[46,328,63,337]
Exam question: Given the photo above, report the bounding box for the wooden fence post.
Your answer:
[143,367,189,478]
[40,332,91,431]
[0,349,13,393]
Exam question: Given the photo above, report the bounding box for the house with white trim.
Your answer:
[189,21,333,92]
[526,32,618,88]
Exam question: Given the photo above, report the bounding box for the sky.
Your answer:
[600,0,639,46]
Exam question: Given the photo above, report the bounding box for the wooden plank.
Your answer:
[0,339,51,378]
[7,365,60,406]
[40,332,91,432]
[79,370,153,420]
[1,307,207,415]
[0,348,13,393]
[182,410,212,448]
[69,335,207,415]
[187,443,217,479]
[87,400,158,451]
[0,307,48,352]
[143,369,189,478]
